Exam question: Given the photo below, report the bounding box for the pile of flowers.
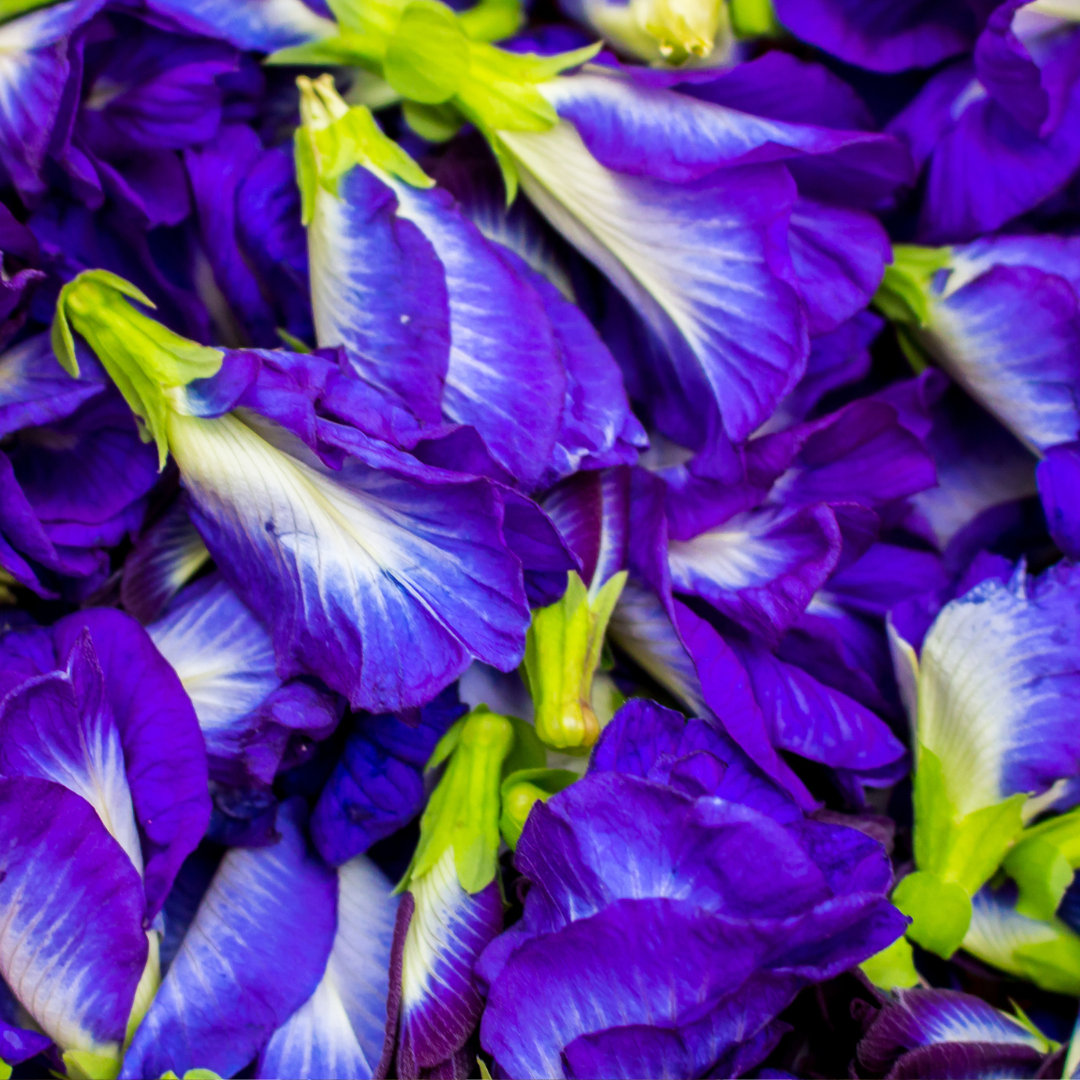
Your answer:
[1,0,1080,1077]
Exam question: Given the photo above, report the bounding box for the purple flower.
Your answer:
[478,700,907,1078]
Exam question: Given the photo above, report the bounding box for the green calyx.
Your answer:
[523,569,627,751]
[873,245,953,329]
[272,0,599,198]
[401,706,516,894]
[61,1050,121,1080]
[0,0,61,23]
[52,271,223,470]
[1004,807,1080,921]
[295,74,433,224]
[499,767,578,849]
[900,742,1026,958]
[728,0,780,38]
[859,935,920,991]
[873,244,952,372]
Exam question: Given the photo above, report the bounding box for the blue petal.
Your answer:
[308,166,450,435]
[121,799,337,1080]
[146,0,336,50]
[391,180,567,488]
[787,199,891,336]
[543,73,913,203]
[169,410,530,712]
[1038,441,1080,560]
[52,610,211,920]
[918,563,1080,815]
[0,0,105,197]
[668,503,843,642]
[926,260,1080,452]
[0,631,143,874]
[858,988,1048,1076]
[0,776,146,1056]
[771,0,978,73]
[541,467,630,588]
[608,577,707,715]
[258,855,397,1080]
[398,853,504,1076]
[502,116,807,448]
[119,500,211,624]
[147,575,281,767]
[311,688,465,866]
[726,635,907,775]
[0,333,104,438]
[675,600,818,809]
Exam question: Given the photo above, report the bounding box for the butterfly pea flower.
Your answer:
[52,269,534,714]
[294,76,643,491]
[121,799,397,1080]
[886,561,1080,964]
[147,573,343,785]
[876,237,1080,456]
[856,988,1059,1079]
[524,467,630,749]
[477,699,907,1079]
[387,706,532,1078]
[887,2,1080,242]
[272,6,909,461]
[0,609,210,1078]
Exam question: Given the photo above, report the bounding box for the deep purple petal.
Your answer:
[52,609,211,920]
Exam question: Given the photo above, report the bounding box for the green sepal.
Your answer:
[1004,928,1080,997]
[266,31,385,67]
[158,1072,223,1079]
[912,743,1026,896]
[499,766,578,849]
[52,271,223,470]
[295,74,432,226]
[1006,1001,1056,1053]
[403,100,465,142]
[859,934,920,991]
[873,244,952,329]
[729,0,780,36]
[1004,836,1075,922]
[892,871,972,958]
[276,328,313,353]
[384,0,470,104]
[0,1058,9,1080]
[61,1050,120,1080]
[454,39,600,136]
[500,715,547,778]
[1004,807,1080,921]
[524,569,628,750]
[0,0,60,23]
[458,0,523,41]
[402,706,514,894]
